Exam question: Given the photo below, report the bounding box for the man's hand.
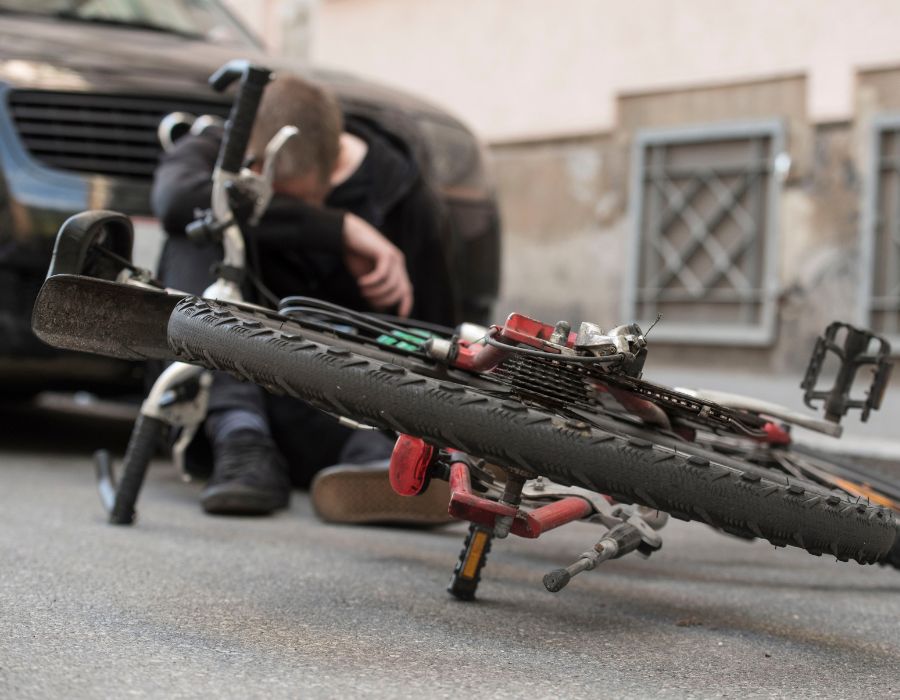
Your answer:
[342,213,414,317]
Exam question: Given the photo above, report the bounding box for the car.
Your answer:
[0,0,500,394]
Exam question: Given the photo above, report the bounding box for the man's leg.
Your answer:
[265,394,356,488]
[310,429,452,527]
[157,237,291,515]
[199,373,291,515]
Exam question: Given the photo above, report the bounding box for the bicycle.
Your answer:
[31,62,900,600]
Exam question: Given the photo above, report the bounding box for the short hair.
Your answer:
[246,74,343,187]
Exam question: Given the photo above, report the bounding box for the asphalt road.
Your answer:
[1,401,899,699]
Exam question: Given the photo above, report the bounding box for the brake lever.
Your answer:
[250,125,299,225]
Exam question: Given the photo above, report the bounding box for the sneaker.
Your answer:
[200,433,291,515]
[311,460,453,526]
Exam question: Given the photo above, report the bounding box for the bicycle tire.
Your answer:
[782,446,900,570]
[167,297,898,565]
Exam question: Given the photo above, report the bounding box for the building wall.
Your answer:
[313,0,900,141]
[492,69,900,372]
[493,76,819,371]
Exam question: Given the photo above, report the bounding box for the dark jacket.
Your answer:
[152,117,459,326]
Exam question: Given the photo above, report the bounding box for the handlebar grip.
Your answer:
[210,60,272,174]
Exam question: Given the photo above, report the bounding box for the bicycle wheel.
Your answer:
[166,296,898,566]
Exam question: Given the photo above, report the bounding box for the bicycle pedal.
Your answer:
[801,321,893,423]
[448,523,493,601]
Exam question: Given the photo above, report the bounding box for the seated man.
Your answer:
[152,74,458,516]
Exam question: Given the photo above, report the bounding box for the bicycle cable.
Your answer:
[278,304,400,338]
[279,295,443,338]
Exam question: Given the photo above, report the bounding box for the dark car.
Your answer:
[0,0,500,393]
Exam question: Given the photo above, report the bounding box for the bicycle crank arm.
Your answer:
[447,459,593,538]
[33,275,183,361]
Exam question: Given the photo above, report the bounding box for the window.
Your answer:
[623,121,785,344]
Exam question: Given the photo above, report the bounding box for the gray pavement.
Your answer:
[1,404,899,699]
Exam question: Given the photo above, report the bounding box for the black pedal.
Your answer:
[448,523,493,601]
[801,321,893,423]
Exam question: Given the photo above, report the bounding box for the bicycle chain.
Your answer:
[489,354,766,437]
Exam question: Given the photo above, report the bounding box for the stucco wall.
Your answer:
[490,74,875,372]
[313,0,900,142]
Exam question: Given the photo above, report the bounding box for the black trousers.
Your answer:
[156,237,392,487]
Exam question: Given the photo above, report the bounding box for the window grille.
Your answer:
[623,121,785,344]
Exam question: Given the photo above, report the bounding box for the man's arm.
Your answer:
[151,131,414,315]
[151,130,219,238]
[342,213,413,317]
[151,131,345,254]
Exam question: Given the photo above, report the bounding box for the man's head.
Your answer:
[246,74,343,204]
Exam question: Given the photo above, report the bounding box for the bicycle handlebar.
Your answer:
[209,60,272,175]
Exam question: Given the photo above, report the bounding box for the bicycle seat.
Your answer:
[47,209,134,280]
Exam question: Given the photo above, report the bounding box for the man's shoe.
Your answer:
[311,460,453,526]
[200,433,291,515]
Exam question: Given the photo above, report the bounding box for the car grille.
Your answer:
[7,90,230,181]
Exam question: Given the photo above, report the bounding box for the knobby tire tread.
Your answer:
[167,298,898,565]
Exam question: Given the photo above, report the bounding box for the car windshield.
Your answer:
[0,0,260,47]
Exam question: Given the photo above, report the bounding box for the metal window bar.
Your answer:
[623,120,785,345]
[859,115,900,348]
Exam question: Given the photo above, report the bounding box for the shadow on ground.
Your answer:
[0,393,136,454]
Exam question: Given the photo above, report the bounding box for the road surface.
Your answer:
[1,400,898,699]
